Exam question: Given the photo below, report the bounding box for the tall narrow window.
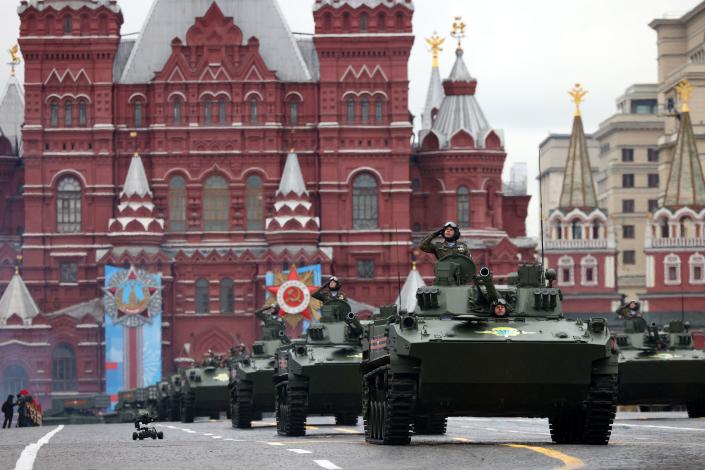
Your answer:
[64,16,72,34]
[360,12,368,32]
[168,176,187,231]
[134,101,142,128]
[50,101,59,127]
[64,101,73,127]
[3,365,27,398]
[290,101,299,126]
[571,220,582,240]
[204,99,212,124]
[375,99,383,123]
[219,98,227,124]
[246,175,264,230]
[52,344,76,391]
[173,98,182,125]
[323,12,332,31]
[219,278,234,314]
[203,176,229,231]
[347,99,355,123]
[352,173,378,229]
[78,100,87,127]
[343,12,351,30]
[195,279,210,314]
[361,98,369,123]
[57,176,81,233]
[457,186,470,227]
[250,99,258,124]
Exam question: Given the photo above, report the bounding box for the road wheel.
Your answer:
[180,391,195,423]
[169,395,181,421]
[687,398,705,418]
[335,413,358,426]
[232,380,254,429]
[132,432,137,441]
[413,415,447,435]
[157,431,164,439]
[276,377,308,436]
[363,366,416,445]
[549,374,617,445]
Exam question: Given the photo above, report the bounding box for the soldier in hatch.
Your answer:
[420,221,471,260]
[616,300,642,318]
[313,276,346,303]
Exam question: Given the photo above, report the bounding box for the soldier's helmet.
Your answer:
[328,276,342,290]
[442,221,461,242]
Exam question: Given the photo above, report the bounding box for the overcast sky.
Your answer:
[0,0,701,237]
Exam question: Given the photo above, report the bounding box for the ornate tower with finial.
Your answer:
[420,32,445,132]
[544,84,619,317]
[643,80,705,329]
[413,16,534,281]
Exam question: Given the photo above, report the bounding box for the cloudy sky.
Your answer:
[0,0,701,237]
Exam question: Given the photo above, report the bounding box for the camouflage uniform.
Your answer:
[420,230,471,260]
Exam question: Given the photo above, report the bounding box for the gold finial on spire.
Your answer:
[451,16,466,51]
[129,131,139,157]
[425,32,445,68]
[15,254,22,275]
[412,260,417,271]
[568,83,588,117]
[675,79,694,113]
[8,44,21,77]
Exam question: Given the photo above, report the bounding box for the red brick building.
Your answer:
[0,0,532,404]
[544,89,620,317]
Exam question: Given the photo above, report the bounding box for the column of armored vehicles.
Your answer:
[112,251,705,445]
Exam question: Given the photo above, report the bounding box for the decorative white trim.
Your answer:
[646,255,655,288]
[44,68,92,85]
[167,91,187,102]
[340,64,389,82]
[664,253,682,286]
[198,90,232,101]
[580,255,598,287]
[285,91,304,102]
[128,93,148,104]
[557,256,575,287]
[244,90,264,101]
[689,252,705,285]
[44,93,92,104]
[605,256,615,288]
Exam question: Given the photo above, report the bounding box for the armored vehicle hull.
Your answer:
[180,366,230,423]
[361,260,618,445]
[230,360,275,428]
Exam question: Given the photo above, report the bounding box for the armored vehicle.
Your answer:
[156,380,170,420]
[144,384,161,418]
[360,256,618,445]
[104,389,138,423]
[43,393,110,425]
[230,306,291,429]
[274,298,364,436]
[166,373,183,421]
[180,353,230,423]
[616,317,705,417]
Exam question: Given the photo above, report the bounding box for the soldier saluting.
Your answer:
[313,276,346,303]
[420,221,471,260]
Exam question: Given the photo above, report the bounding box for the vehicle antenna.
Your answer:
[538,148,546,283]
[395,224,402,304]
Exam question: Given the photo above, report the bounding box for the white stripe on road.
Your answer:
[313,460,342,470]
[203,433,214,436]
[613,423,705,432]
[14,425,64,470]
[211,436,222,439]
[287,449,313,454]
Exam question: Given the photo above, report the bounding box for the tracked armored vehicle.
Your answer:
[180,353,230,423]
[273,298,364,436]
[166,373,183,421]
[104,389,138,423]
[42,394,110,425]
[360,255,618,445]
[156,380,170,420]
[230,306,291,429]
[616,317,705,417]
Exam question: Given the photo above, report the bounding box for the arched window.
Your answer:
[689,253,705,284]
[377,12,387,29]
[50,101,59,127]
[204,99,213,124]
[249,98,258,124]
[57,176,81,233]
[343,12,351,30]
[323,12,332,31]
[558,256,574,286]
[580,256,598,286]
[352,173,378,229]
[173,98,182,125]
[289,100,299,126]
[571,220,582,240]
[3,364,27,398]
[52,344,76,391]
[78,100,87,127]
[203,176,229,231]
[553,222,562,240]
[168,176,187,231]
[375,98,383,123]
[246,175,264,230]
[396,12,404,29]
[360,12,368,32]
[665,253,681,285]
[592,221,600,239]
[360,98,369,123]
[346,98,355,123]
[64,101,73,127]
[134,101,143,127]
[195,278,210,314]
[219,278,234,314]
[660,218,670,238]
[457,186,470,227]
[218,98,227,124]
[64,15,72,34]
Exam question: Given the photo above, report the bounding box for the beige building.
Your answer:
[651,4,705,193]
[593,84,665,298]
[538,133,599,222]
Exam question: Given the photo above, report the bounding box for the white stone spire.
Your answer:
[277,151,308,196]
[120,153,153,198]
[0,272,40,325]
[395,263,426,313]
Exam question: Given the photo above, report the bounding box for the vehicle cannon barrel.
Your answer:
[278,328,291,344]
[345,311,364,337]
[474,266,500,305]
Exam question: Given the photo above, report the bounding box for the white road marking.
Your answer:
[211,436,222,439]
[613,423,705,432]
[203,433,214,436]
[313,460,342,470]
[288,449,313,454]
[14,425,64,470]
[224,438,245,442]
[266,442,285,446]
